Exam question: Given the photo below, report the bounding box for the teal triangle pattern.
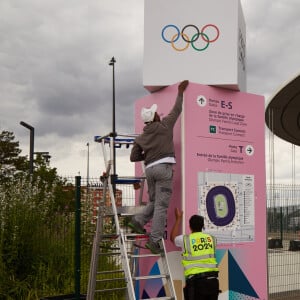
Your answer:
[216,249,226,263]
[229,290,260,300]
[228,251,259,298]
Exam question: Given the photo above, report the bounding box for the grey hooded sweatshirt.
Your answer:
[130,93,183,166]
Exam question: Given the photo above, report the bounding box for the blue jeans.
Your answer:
[134,163,173,243]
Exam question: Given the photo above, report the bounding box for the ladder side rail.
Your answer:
[107,175,136,299]
[120,232,136,300]
[88,134,137,299]
[107,136,136,299]
[107,176,121,232]
[87,139,112,299]
[161,239,177,299]
[107,136,120,233]
[87,166,111,300]
[101,138,111,171]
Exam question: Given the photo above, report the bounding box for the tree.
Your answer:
[0,130,27,181]
[0,129,75,214]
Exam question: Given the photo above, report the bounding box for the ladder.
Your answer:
[86,134,177,300]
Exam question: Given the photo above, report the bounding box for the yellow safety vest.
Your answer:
[182,232,218,277]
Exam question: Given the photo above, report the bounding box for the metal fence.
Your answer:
[66,180,300,300]
[1,176,300,299]
[70,176,138,300]
[267,184,300,300]
[51,180,300,300]
[79,181,300,300]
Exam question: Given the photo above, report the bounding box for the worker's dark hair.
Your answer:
[189,215,204,232]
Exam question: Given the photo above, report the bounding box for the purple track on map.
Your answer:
[206,185,236,226]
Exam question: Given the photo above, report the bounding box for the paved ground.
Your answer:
[269,290,300,300]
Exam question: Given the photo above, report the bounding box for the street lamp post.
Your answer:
[86,142,90,204]
[20,121,34,175]
[109,57,117,190]
[86,142,90,188]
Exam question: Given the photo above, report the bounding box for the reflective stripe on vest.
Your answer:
[183,254,216,261]
[184,262,218,271]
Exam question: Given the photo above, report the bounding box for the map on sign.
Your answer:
[198,171,255,244]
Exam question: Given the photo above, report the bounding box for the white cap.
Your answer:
[141,104,157,123]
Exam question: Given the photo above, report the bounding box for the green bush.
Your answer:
[0,176,77,299]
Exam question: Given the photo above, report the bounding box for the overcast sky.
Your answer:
[1,0,299,184]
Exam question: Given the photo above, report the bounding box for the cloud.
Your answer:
[1,0,299,183]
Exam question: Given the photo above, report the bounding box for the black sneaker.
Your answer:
[124,217,146,234]
[145,239,163,254]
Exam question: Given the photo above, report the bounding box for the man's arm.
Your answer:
[170,208,183,243]
[162,80,189,127]
[130,142,145,162]
[178,80,189,96]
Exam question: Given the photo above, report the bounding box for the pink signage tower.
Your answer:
[133,1,267,299]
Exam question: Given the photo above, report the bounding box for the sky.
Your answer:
[1,0,300,184]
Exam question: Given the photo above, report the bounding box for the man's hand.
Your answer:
[175,207,183,220]
[170,207,183,243]
[178,80,189,94]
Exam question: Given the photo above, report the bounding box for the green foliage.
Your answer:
[0,130,124,299]
[0,175,76,299]
[0,130,27,181]
[0,130,79,299]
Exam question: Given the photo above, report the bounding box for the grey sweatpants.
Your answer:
[134,163,173,243]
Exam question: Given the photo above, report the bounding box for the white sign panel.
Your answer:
[143,0,246,92]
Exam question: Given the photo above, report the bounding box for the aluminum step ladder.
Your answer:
[87,134,177,300]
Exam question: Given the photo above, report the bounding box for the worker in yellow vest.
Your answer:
[170,208,219,300]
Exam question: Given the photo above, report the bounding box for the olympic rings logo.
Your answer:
[161,24,220,52]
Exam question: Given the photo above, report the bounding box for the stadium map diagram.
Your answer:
[198,171,255,244]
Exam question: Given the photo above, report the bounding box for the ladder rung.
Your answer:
[96,270,124,275]
[125,235,149,241]
[129,253,162,258]
[98,252,121,256]
[98,205,146,216]
[99,245,121,249]
[95,287,127,293]
[141,297,174,300]
[96,277,126,283]
[141,298,174,300]
[99,244,120,249]
[133,274,169,281]
[124,232,148,237]
[100,234,119,239]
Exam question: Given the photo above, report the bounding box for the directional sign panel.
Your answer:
[182,82,267,300]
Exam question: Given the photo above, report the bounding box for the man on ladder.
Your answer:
[128,80,189,254]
